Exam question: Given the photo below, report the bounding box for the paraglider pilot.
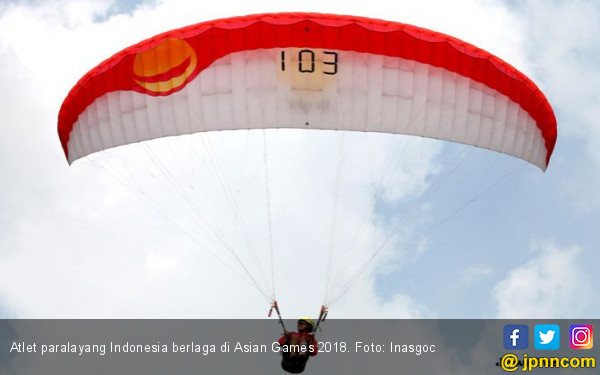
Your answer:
[278,318,318,373]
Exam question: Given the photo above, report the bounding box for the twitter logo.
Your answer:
[535,324,560,349]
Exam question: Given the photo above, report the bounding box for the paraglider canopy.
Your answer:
[58,12,556,170]
[57,13,558,319]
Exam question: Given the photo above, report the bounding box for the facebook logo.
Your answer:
[504,325,529,349]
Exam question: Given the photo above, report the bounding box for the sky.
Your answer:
[0,0,598,320]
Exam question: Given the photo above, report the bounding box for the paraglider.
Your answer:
[58,12,557,373]
[277,317,319,373]
[58,12,556,169]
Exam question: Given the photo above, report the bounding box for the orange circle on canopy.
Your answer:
[133,38,197,93]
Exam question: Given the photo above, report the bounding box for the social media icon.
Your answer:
[504,325,528,349]
[570,324,593,349]
[535,324,560,349]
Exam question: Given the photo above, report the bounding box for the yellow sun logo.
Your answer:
[133,38,197,94]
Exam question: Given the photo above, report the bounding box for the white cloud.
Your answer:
[329,281,432,318]
[492,241,595,318]
[518,0,600,213]
[458,265,494,286]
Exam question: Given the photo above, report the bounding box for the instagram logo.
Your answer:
[570,325,593,349]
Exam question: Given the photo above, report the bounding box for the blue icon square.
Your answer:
[504,325,528,349]
[535,324,560,349]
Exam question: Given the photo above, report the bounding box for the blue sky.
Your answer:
[0,0,598,319]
